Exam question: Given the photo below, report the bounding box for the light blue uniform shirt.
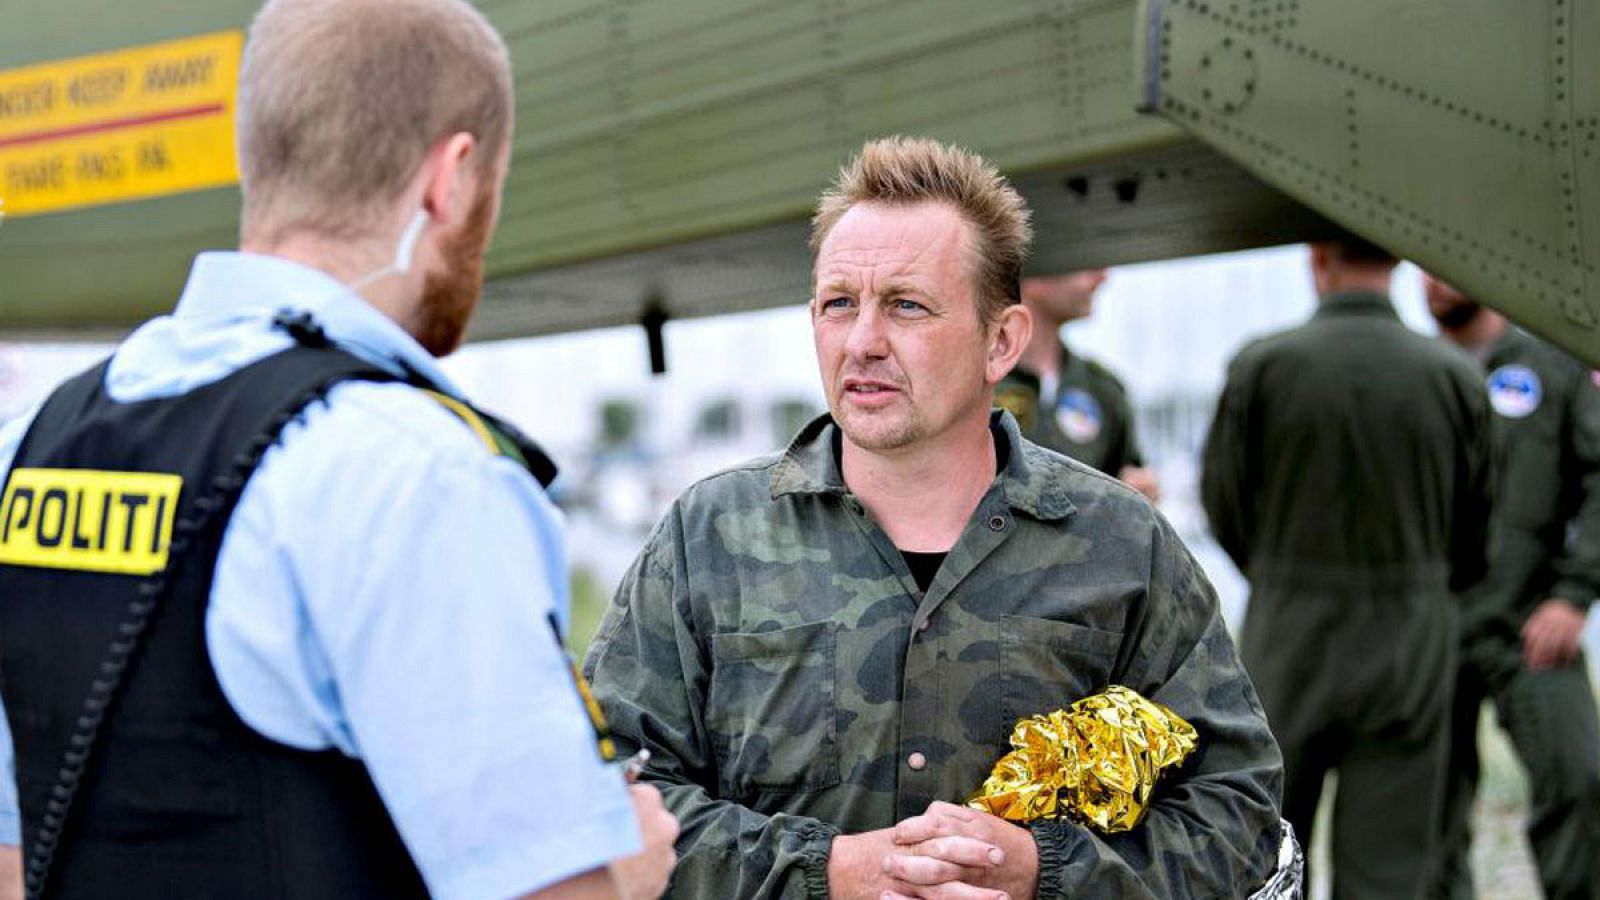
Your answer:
[0,252,640,900]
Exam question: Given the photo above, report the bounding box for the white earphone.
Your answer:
[348,209,431,292]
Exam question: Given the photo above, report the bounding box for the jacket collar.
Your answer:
[1314,290,1399,321]
[770,410,1076,521]
[172,251,466,398]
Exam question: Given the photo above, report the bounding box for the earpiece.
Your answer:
[349,209,431,292]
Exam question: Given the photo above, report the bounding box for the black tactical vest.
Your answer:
[0,328,563,899]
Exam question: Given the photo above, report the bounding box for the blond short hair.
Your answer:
[812,137,1033,323]
[238,0,513,242]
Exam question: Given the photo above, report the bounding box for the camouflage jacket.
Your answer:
[584,412,1283,899]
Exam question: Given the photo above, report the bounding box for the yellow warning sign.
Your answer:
[0,468,183,575]
[0,31,241,218]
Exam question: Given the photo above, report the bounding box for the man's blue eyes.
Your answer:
[820,298,924,311]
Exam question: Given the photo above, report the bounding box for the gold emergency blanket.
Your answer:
[966,685,1198,833]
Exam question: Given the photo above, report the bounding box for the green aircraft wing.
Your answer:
[1,0,1593,366]
[1143,0,1597,363]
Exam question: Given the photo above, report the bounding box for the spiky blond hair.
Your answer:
[812,136,1033,323]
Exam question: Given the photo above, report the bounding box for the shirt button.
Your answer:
[907,752,927,771]
[916,618,931,632]
[987,515,1006,531]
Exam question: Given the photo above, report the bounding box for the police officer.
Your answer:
[585,137,1287,899]
[1202,238,1493,898]
[0,1,677,897]
[1424,274,1600,900]
[996,269,1161,501]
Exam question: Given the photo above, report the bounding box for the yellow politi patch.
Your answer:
[0,468,182,575]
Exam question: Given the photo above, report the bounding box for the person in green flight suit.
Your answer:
[1424,273,1600,900]
[1201,238,1493,899]
[995,269,1161,501]
[584,136,1289,900]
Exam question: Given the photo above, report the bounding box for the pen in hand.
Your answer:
[621,748,651,783]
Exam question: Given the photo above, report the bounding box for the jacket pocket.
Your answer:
[1000,614,1122,726]
[708,620,840,795]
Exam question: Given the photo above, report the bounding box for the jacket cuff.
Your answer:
[1030,819,1080,900]
[797,821,841,900]
[1551,582,1596,611]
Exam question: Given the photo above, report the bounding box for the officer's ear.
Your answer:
[418,132,480,230]
[985,302,1032,385]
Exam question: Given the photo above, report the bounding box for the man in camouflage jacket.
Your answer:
[585,137,1284,899]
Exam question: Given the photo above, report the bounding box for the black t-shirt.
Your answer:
[899,550,946,593]
[833,424,1008,595]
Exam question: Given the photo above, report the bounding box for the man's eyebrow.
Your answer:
[878,279,929,297]
[812,274,930,296]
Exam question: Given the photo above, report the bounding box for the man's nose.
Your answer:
[843,302,890,359]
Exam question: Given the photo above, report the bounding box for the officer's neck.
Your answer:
[1315,267,1392,298]
[1442,309,1508,358]
[1020,318,1066,378]
[240,235,427,344]
[841,414,997,553]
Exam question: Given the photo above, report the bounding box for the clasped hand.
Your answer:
[875,801,1038,900]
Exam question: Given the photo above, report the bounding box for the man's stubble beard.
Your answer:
[416,184,495,357]
[836,407,922,454]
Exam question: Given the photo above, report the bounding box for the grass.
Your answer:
[567,567,611,660]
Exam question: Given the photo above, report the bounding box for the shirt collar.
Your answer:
[1314,290,1399,321]
[1485,324,1534,367]
[173,251,466,396]
[770,410,1076,521]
